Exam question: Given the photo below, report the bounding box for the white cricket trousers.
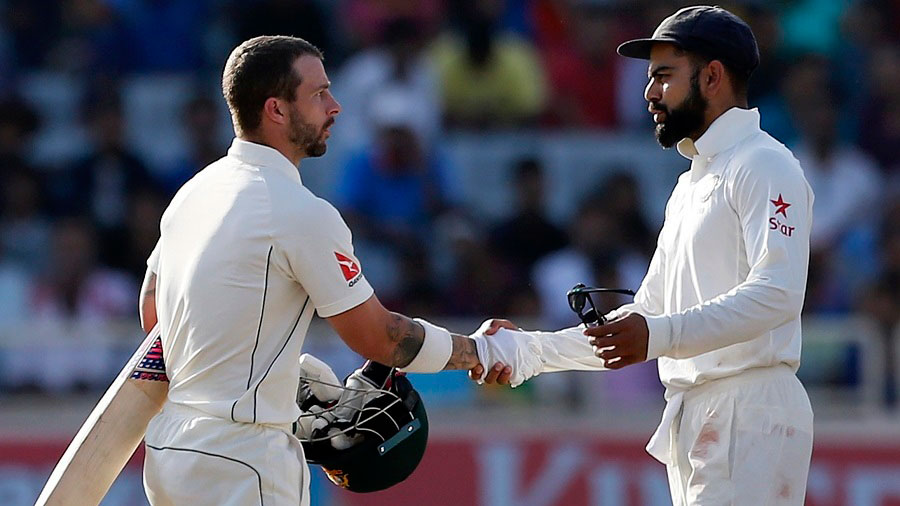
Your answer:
[143,402,310,506]
[666,365,814,505]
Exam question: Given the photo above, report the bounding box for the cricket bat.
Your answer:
[35,324,170,506]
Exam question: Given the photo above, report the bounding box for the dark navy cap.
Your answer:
[617,5,759,76]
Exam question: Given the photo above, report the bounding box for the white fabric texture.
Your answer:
[469,327,544,387]
[663,365,813,506]
[148,138,374,426]
[145,402,310,506]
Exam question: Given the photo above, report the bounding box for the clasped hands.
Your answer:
[469,312,650,386]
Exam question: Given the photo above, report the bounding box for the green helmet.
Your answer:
[298,364,429,493]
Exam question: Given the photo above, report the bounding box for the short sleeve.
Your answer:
[147,239,161,272]
[276,199,374,318]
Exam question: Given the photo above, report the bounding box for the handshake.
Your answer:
[467,320,544,388]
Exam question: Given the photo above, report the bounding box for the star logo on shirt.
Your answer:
[770,193,791,217]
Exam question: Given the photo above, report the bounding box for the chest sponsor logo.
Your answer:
[769,193,794,237]
[335,252,363,286]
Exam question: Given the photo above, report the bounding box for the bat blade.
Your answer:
[35,325,169,506]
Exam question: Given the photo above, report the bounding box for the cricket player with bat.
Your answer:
[472,6,816,505]
[36,35,543,506]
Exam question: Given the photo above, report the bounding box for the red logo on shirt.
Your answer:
[335,252,361,282]
[770,193,791,217]
[768,193,795,237]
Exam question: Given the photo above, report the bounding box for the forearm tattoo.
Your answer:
[443,334,479,370]
[386,313,426,368]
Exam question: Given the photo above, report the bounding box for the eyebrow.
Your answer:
[312,81,331,93]
[648,65,675,79]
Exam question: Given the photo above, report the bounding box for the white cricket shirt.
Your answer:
[147,138,374,425]
[520,108,813,463]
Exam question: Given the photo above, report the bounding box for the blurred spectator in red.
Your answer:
[341,0,444,51]
[53,88,160,265]
[0,165,52,275]
[332,17,441,151]
[432,0,547,128]
[334,88,456,302]
[858,45,900,183]
[162,94,228,194]
[540,4,624,128]
[30,218,136,322]
[490,157,567,283]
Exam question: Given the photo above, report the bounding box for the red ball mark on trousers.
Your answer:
[691,423,720,458]
[786,427,795,437]
[778,482,791,498]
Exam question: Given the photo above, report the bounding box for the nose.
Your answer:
[644,79,661,103]
[328,92,341,116]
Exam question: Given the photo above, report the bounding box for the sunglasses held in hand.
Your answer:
[566,283,635,327]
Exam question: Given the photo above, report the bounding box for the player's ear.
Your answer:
[703,60,726,97]
[262,97,289,126]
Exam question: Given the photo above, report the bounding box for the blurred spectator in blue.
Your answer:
[31,218,136,322]
[540,4,625,128]
[162,94,228,194]
[858,45,900,183]
[779,0,850,57]
[334,87,455,301]
[432,0,547,128]
[53,88,160,267]
[232,0,334,63]
[744,5,794,144]
[490,158,567,284]
[0,165,52,275]
[332,16,441,152]
[0,240,30,327]
[792,90,882,312]
[44,0,130,75]
[107,0,209,73]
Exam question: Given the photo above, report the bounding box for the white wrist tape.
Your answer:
[399,318,453,373]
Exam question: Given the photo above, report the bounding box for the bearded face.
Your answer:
[288,108,333,158]
[652,68,708,148]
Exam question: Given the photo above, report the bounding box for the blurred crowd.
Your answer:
[1,0,899,403]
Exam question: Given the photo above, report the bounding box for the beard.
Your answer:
[288,109,332,158]
[652,70,708,148]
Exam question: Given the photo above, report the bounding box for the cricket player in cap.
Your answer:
[473,6,815,505]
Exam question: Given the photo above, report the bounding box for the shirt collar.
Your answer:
[227,138,302,184]
[676,107,761,162]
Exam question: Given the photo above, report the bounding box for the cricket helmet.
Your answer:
[296,364,429,493]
